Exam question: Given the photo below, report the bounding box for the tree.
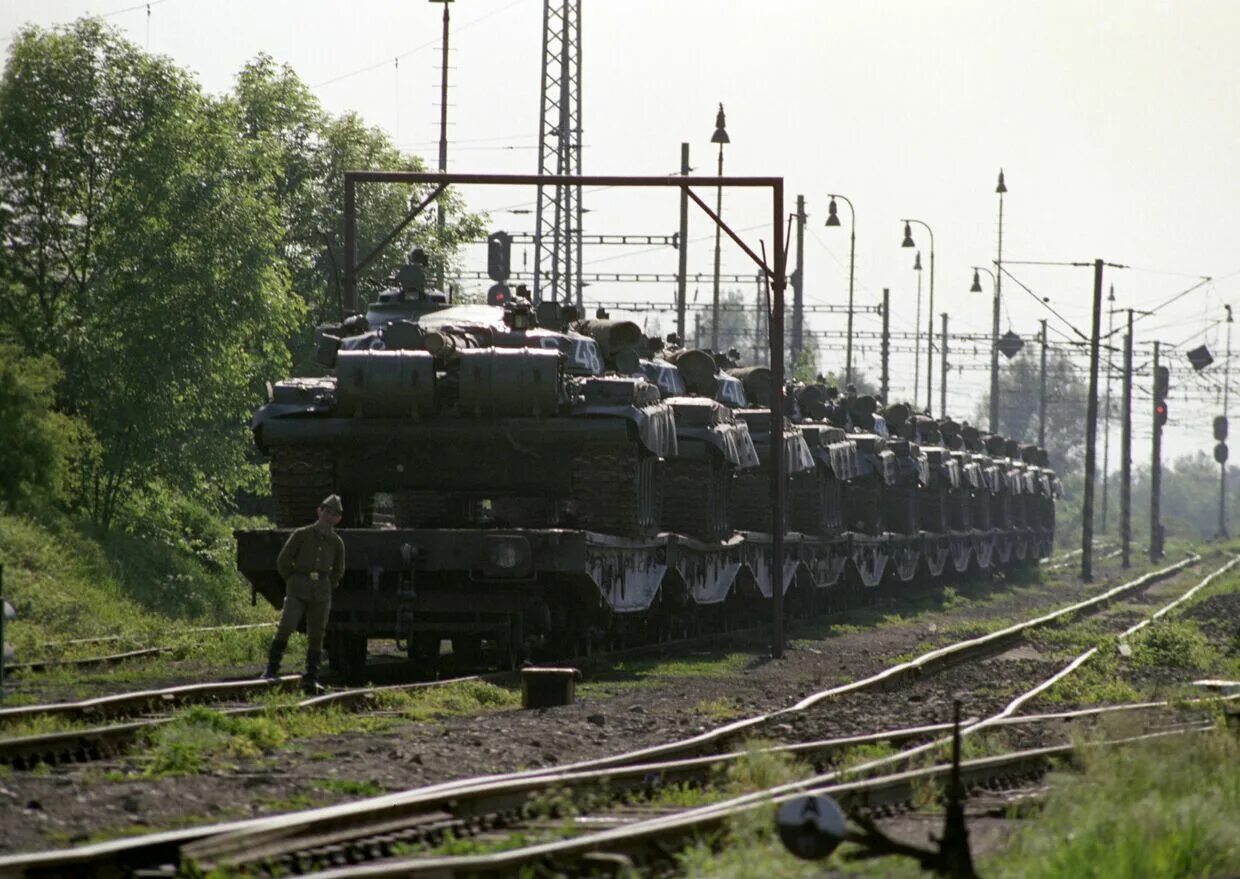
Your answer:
[231,55,485,373]
[977,347,1088,470]
[0,346,86,511]
[0,20,303,527]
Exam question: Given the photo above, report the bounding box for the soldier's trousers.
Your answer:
[274,593,331,652]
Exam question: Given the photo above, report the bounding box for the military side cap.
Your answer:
[320,494,344,514]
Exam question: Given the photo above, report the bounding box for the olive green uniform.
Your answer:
[274,522,345,652]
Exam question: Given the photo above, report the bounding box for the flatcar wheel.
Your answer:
[450,635,483,667]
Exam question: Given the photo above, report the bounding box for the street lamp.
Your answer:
[825,194,856,384]
[901,218,936,415]
[991,169,1008,432]
[971,266,999,425]
[710,103,730,351]
[913,250,923,405]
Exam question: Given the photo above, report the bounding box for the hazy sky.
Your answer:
[6,0,1240,462]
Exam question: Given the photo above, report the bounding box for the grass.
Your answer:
[693,697,745,721]
[580,652,752,695]
[987,727,1240,878]
[313,778,385,797]
[134,680,517,777]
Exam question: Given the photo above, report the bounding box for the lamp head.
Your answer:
[825,197,840,227]
[901,221,915,248]
[914,251,923,272]
[711,103,730,144]
[996,168,1007,194]
[1227,304,1234,323]
[970,269,983,293]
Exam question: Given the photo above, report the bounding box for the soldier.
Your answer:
[263,495,346,693]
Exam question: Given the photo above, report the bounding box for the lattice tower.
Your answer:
[532,0,583,306]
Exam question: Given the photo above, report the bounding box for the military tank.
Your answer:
[250,252,676,537]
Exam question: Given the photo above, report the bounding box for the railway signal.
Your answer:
[1215,415,1228,440]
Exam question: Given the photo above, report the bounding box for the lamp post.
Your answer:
[913,250,923,405]
[901,219,935,415]
[967,264,996,431]
[990,169,1008,433]
[825,194,856,384]
[709,103,729,351]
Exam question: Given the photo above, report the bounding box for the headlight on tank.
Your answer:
[484,535,531,577]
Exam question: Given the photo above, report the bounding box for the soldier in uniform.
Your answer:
[263,495,346,693]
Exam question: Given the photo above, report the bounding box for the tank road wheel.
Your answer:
[571,444,662,537]
[270,446,334,527]
[663,454,732,541]
[393,491,474,528]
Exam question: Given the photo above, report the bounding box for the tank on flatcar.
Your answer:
[249,253,677,537]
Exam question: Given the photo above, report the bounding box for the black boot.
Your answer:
[302,648,324,695]
[263,638,287,680]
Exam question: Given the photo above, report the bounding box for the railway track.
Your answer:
[0,675,495,769]
[0,552,1228,877]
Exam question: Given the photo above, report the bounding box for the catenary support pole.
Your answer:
[1220,308,1232,538]
[676,143,689,344]
[1101,299,1116,533]
[1121,311,1133,568]
[793,195,805,365]
[770,183,786,659]
[1150,340,1163,561]
[881,288,891,403]
[940,312,948,417]
[432,0,452,291]
[1081,259,1104,582]
[1038,319,1048,447]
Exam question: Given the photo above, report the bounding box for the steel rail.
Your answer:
[5,647,171,674]
[0,675,490,769]
[0,554,1212,875]
[183,692,1234,873]
[177,554,1202,870]
[284,556,1231,878]
[296,726,1215,878]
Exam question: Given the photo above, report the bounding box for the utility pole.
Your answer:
[940,312,948,417]
[430,0,453,292]
[1038,319,1048,447]
[881,288,891,403]
[792,195,806,367]
[1150,341,1164,561]
[1101,287,1116,533]
[913,252,923,405]
[676,143,689,344]
[1218,305,1232,539]
[1081,259,1104,582]
[990,170,1007,433]
[1121,310,1133,568]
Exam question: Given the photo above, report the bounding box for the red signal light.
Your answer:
[1155,402,1168,427]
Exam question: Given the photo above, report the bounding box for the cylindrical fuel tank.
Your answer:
[335,350,436,417]
[665,349,719,397]
[728,366,772,407]
[458,348,561,417]
[573,319,643,363]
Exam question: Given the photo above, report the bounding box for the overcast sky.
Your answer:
[6,0,1240,463]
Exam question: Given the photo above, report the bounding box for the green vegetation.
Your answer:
[581,652,752,695]
[313,778,385,798]
[989,728,1240,878]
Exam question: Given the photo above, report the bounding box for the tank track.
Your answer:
[270,446,334,528]
[731,471,788,532]
[663,456,731,541]
[570,443,661,537]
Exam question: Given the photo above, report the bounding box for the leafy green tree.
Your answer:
[0,20,303,527]
[0,346,87,511]
[231,55,485,372]
[977,347,1088,470]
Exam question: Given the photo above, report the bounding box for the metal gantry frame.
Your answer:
[340,169,792,657]
[532,0,583,309]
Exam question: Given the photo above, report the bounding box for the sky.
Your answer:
[5,0,1240,465]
